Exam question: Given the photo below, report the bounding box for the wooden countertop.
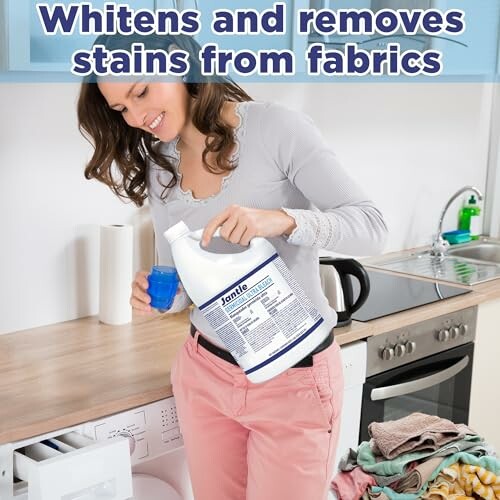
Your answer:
[0,311,190,445]
[2,247,500,445]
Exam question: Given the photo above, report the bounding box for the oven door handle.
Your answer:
[370,355,470,402]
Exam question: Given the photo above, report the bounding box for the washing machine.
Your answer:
[83,398,193,500]
[0,397,191,500]
[132,473,182,500]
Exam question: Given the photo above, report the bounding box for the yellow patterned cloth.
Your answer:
[422,462,500,500]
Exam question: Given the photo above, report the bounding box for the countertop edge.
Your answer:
[0,388,173,445]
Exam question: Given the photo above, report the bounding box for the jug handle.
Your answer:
[189,228,265,250]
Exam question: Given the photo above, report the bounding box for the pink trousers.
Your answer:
[170,329,344,500]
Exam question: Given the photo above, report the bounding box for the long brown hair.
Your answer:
[77,33,252,207]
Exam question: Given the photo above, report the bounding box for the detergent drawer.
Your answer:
[9,430,132,500]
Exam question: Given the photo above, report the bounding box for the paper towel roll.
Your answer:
[99,224,133,325]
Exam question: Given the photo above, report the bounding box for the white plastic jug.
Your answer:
[164,221,331,383]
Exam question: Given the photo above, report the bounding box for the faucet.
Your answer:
[430,185,484,257]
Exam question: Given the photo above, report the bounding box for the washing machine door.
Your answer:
[132,473,183,500]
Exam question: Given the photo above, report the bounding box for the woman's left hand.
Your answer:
[201,205,297,247]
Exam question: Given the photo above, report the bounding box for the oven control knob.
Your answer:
[459,323,468,336]
[405,341,416,354]
[437,329,450,342]
[394,343,406,357]
[381,347,394,361]
[117,431,136,455]
[450,326,460,339]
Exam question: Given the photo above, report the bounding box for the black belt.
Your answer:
[190,323,334,368]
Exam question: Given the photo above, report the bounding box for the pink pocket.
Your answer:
[308,361,333,429]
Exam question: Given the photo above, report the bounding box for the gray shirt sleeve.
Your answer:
[260,104,387,256]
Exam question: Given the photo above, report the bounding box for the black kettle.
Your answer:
[319,258,370,327]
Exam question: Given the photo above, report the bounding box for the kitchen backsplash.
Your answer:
[0,82,493,334]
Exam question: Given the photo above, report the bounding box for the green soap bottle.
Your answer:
[458,195,481,240]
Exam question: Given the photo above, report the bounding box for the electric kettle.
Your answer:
[319,258,370,327]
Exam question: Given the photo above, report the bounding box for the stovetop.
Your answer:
[351,269,471,322]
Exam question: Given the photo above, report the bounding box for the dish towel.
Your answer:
[391,457,444,493]
[422,462,500,499]
[331,467,377,499]
[369,413,467,460]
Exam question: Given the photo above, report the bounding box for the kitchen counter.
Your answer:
[2,247,500,445]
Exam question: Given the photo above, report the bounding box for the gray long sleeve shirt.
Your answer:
[147,101,387,347]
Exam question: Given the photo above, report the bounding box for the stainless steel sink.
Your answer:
[447,240,500,264]
[367,239,500,286]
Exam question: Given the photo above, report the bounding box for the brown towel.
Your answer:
[368,413,466,460]
[392,457,444,493]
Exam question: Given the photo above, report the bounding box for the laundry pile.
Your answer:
[331,413,500,500]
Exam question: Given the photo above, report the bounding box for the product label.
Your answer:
[199,253,324,375]
[470,214,482,237]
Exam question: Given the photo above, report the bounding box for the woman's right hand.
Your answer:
[130,270,153,315]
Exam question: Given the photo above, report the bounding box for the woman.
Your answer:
[78,32,387,500]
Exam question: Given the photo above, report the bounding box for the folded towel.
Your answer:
[353,435,485,479]
[369,413,467,460]
[391,457,444,493]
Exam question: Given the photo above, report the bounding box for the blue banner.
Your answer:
[1,1,498,83]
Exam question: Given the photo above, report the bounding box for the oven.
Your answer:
[359,306,477,442]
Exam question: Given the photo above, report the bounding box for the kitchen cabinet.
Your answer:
[1,0,308,73]
[163,0,308,53]
[0,0,155,72]
[306,0,500,76]
[431,1,500,76]
[167,0,309,80]
[469,298,500,453]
